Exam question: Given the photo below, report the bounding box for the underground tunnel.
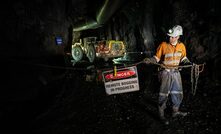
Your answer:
[1,0,221,133]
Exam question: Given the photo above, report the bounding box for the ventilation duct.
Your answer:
[73,0,125,31]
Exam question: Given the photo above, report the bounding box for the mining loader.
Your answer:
[71,37,126,63]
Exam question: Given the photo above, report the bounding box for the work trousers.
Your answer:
[158,69,183,110]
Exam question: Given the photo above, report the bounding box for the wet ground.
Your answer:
[1,60,221,134]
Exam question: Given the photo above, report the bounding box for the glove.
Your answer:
[143,57,156,64]
[143,58,151,64]
[182,58,192,65]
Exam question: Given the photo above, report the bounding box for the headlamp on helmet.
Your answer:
[167,25,183,37]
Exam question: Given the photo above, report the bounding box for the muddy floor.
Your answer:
[1,61,220,134]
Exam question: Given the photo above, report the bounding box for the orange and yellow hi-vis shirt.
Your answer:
[154,42,188,67]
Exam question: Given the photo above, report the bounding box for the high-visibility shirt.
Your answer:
[154,42,188,67]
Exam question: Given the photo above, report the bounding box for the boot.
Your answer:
[159,106,169,125]
[172,107,187,118]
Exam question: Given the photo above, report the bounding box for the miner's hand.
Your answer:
[143,58,152,64]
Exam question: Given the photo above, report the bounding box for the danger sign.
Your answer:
[102,66,140,95]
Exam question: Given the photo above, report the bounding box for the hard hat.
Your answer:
[167,25,183,37]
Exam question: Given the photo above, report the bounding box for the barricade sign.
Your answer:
[102,66,140,95]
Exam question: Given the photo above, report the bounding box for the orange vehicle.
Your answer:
[95,40,126,61]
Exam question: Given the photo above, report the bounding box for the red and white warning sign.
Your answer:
[102,66,140,95]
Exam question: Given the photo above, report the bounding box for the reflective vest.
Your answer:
[154,42,187,67]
